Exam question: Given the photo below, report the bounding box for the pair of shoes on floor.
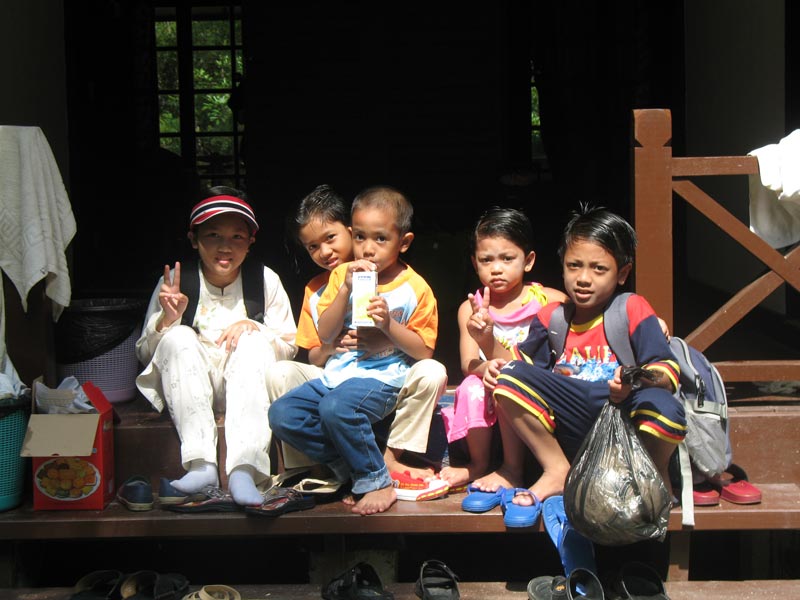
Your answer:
[461,484,543,527]
[414,560,460,599]
[542,496,596,580]
[603,562,670,599]
[245,486,315,517]
[692,463,762,506]
[321,562,394,600]
[182,585,240,600]
[117,476,154,512]
[70,570,189,600]
[70,570,125,600]
[528,568,605,600]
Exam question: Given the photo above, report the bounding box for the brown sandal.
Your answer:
[182,585,241,600]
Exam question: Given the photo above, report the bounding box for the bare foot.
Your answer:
[525,470,569,504]
[472,465,523,492]
[341,493,355,506]
[383,447,435,481]
[440,464,486,489]
[351,486,397,515]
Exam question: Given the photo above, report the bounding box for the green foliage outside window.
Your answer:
[531,85,545,159]
[157,14,242,180]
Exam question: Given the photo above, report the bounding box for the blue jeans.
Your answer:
[268,377,399,495]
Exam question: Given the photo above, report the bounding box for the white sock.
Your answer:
[229,465,263,506]
[171,460,218,494]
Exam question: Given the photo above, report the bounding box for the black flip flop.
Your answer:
[70,569,124,600]
[527,575,567,600]
[414,560,460,599]
[119,571,189,600]
[608,562,669,599]
[245,487,315,517]
[566,568,605,600]
[321,562,394,600]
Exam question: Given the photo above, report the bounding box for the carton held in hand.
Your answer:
[352,270,377,327]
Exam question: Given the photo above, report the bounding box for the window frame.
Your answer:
[154,2,244,189]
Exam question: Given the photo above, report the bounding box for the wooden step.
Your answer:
[111,395,800,489]
[2,482,798,541]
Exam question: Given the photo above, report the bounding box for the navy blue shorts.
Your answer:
[493,360,686,460]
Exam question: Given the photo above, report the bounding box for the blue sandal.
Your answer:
[461,484,506,513]
[542,495,596,579]
[501,488,542,528]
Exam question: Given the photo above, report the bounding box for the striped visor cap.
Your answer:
[189,195,259,233]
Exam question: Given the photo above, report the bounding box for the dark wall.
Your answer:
[63,0,684,377]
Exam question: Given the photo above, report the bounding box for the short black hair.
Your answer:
[352,186,414,235]
[469,206,535,255]
[558,204,637,269]
[289,184,348,245]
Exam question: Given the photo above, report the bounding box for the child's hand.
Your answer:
[158,262,188,328]
[366,295,391,332]
[657,317,670,339]
[344,259,377,289]
[354,326,393,359]
[608,366,632,404]
[467,286,495,343]
[482,358,507,390]
[216,319,259,353]
[335,329,358,354]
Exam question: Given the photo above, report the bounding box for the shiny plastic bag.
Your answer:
[564,401,671,546]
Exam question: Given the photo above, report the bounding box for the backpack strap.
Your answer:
[241,258,265,322]
[180,260,201,328]
[547,303,575,369]
[547,293,637,368]
[678,441,695,526]
[180,258,265,327]
[603,292,635,366]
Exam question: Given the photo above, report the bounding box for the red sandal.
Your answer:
[715,464,762,504]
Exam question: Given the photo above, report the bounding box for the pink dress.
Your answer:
[441,283,549,443]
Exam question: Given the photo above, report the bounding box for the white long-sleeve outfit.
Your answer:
[135,263,297,482]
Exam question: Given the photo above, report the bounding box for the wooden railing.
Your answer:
[633,108,800,383]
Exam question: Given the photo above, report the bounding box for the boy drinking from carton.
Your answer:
[269,186,438,515]
[267,184,447,483]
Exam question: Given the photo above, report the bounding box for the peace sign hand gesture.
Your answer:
[466,286,495,344]
[158,262,188,330]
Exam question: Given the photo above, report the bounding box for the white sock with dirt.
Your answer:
[229,465,263,506]
[171,460,218,494]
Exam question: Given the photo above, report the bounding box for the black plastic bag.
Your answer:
[563,401,671,546]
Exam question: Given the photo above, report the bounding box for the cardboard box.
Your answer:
[20,381,115,510]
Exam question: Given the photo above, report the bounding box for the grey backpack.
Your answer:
[548,293,732,526]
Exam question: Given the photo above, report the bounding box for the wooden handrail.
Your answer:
[633,108,800,384]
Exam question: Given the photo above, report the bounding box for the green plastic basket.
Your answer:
[0,404,29,512]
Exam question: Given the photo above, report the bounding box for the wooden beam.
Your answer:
[673,180,800,291]
[672,155,758,177]
[685,245,800,350]
[634,109,675,329]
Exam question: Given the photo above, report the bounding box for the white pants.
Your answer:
[137,325,275,481]
[266,358,448,468]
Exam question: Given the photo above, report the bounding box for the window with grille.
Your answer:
[154,4,245,189]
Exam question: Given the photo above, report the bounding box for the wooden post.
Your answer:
[633,109,674,330]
